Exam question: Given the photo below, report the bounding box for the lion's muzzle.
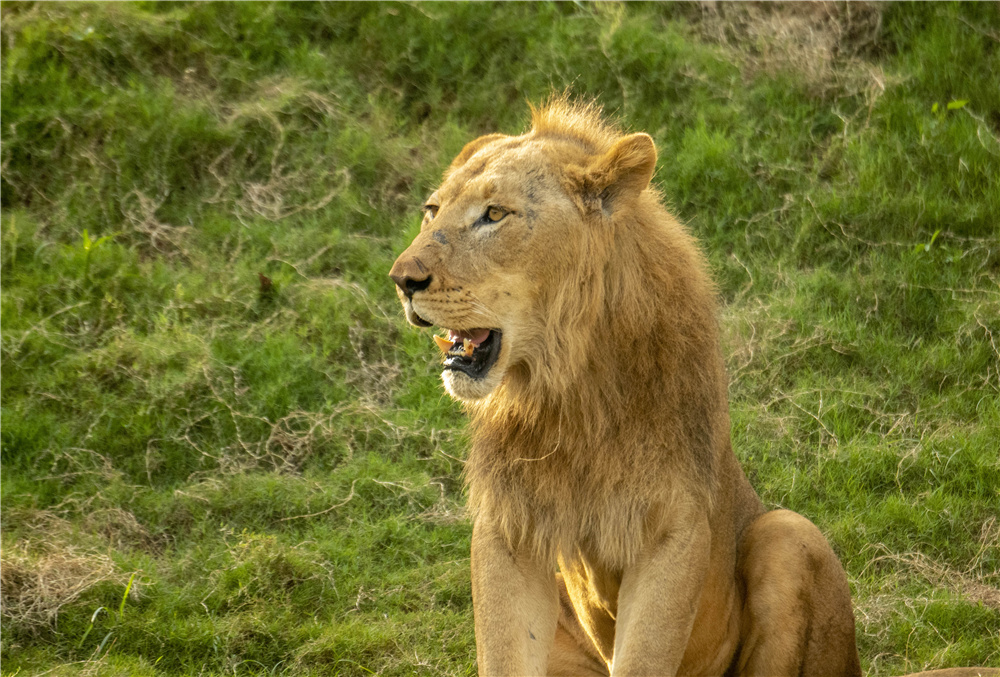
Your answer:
[388,256,432,299]
[388,256,434,327]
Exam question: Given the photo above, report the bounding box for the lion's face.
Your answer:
[389,135,582,401]
[390,125,656,402]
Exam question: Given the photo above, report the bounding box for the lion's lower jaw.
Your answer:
[442,368,504,402]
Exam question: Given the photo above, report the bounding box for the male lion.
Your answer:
[388,101,990,677]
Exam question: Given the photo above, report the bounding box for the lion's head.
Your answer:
[390,100,663,404]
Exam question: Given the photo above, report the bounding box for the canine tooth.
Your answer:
[463,338,474,357]
[433,334,453,354]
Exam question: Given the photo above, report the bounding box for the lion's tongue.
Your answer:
[449,328,490,346]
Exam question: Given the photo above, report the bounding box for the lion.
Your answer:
[388,100,996,677]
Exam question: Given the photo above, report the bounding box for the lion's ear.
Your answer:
[448,133,507,172]
[586,133,657,208]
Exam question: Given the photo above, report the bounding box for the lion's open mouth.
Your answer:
[433,328,502,380]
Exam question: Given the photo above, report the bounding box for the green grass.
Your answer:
[2,2,998,675]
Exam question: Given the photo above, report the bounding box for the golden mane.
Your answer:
[528,96,620,154]
[463,101,729,567]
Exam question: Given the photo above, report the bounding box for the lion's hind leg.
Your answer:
[735,509,862,677]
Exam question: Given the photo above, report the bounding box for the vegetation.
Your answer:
[2,2,998,675]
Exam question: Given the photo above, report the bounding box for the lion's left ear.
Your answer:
[585,133,657,209]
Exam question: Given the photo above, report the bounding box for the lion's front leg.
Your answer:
[611,507,711,676]
[471,516,559,677]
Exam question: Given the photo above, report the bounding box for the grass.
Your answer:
[1,2,998,675]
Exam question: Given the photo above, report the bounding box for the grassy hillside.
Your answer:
[2,2,998,675]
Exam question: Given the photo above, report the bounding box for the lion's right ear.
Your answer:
[584,133,657,209]
[447,133,507,172]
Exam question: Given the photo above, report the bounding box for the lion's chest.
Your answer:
[472,449,659,568]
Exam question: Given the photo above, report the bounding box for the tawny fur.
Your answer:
[463,114,725,569]
[388,99,984,676]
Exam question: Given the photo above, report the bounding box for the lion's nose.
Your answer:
[389,257,433,298]
[390,272,432,298]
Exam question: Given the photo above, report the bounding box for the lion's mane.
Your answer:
[463,100,731,568]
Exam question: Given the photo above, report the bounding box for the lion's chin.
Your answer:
[442,367,504,402]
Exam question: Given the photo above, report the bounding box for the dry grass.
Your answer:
[698,1,886,99]
[865,518,1000,612]
[120,189,191,258]
[1,509,149,634]
[1,541,131,634]
[205,84,351,224]
[346,322,402,409]
[855,531,1000,676]
[855,518,1000,635]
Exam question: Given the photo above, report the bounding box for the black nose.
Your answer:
[389,272,432,298]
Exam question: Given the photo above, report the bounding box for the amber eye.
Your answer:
[423,204,439,219]
[487,206,506,222]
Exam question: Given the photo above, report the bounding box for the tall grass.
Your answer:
[2,3,998,675]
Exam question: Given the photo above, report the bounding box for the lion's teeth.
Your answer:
[433,334,454,354]
[462,338,474,357]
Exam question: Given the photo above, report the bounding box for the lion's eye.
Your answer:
[486,206,506,223]
[424,204,439,219]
